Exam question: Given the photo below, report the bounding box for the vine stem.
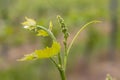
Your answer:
[49,58,66,80]
[37,25,66,80]
[67,20,101,55]
[59,69,66,80]
[37,25,62,65]
[37,25,56,41]
[64,42,67,70]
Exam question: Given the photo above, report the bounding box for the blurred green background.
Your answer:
[0,0,120,80]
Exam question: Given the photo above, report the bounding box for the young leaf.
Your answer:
[18,53,37,61]
[35,41,61,58]
[18,41,61,61]
[37,30,48,37]
[22,17,36,30]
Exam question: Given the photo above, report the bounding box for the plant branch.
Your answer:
[37,25,56,41]
[37,25,65,80]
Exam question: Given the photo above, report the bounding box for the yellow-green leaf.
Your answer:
[37,30,48,37]
[35,41,61,58]
[17,53,37,61]
[22,17,36,30]
[18,41,61,61]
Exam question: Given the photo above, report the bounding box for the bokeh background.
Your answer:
[0,0,120,80]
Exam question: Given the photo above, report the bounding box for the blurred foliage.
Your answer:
[0,60,59,80]
[0,0,119,46]
[0,0,120,80]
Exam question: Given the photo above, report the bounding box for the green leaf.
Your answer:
[18,41,61,61]
[36,30,48,37]
[17,53,37,61]
[22,17,36,30]
[35,41,61,58]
